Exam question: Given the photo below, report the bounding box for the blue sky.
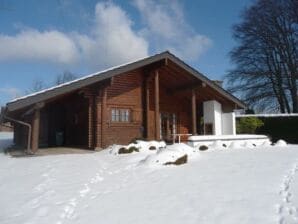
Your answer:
[0,0,252,106]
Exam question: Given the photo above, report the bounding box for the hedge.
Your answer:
[237,116,298,144]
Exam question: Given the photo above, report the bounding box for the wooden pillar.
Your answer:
[87,95,95,149]
[145,78,150,139]
[154,70,160,140]
[94,94,101,149]
[31,108,40,152]
[192,89,197,135]
[101,87,107,148]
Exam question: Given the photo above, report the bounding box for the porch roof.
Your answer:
[6,51,246,112]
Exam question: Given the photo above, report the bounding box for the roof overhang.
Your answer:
[6,51,246,112]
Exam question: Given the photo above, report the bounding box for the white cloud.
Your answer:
[0,2,149,69]
[0,30,79,64]
[76,1,149,69]
[0,1,210,69]
[134,0,212,61]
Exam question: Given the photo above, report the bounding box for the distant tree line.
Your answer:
[27,71,77,93]
[226,0,298,113]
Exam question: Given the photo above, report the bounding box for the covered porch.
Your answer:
[144,58,239,143]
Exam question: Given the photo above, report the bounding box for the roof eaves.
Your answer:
[6,51,169,112]
[164,52,246,109]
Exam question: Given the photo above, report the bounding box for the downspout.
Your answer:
[3,115,32,154]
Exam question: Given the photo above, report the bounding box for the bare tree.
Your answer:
[55,71,77,85]
[226,0,298,113]
[26,79,46,94]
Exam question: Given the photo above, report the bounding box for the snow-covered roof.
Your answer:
[6,51,246,112]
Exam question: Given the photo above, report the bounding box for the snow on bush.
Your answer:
[134,140,166,152]
[261,140,272,147]
[141,143,199,167]
[109,140,167,155]
[275,139,287,147]
[229,141,242,149]
[243,141,256,148]
[209,140,225,150]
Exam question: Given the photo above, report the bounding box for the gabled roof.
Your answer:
[6,51,246,112]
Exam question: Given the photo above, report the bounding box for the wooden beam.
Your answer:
[154,70,160,140]
[101,87,107,148]
[94,94,101,149]
[146,78,150,139]
[31,108,40,152]
[169,82,203,95]
[87,96,95,149]
[142,59,166,76]
[192,89,197,135]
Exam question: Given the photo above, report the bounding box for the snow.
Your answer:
[1,133,298,224]
[188,134,268,141]
[142,143,199,166]
[237,113,298,117]
[275,140,287,147]
[188,134,269,148]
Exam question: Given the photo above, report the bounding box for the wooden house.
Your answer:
[2,51,245,153]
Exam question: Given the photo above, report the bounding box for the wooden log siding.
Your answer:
[103,71,144,146]
[192,89,197,135]
[31,108,40,152]
[154,70,160,140]
[101,87,107,148]
[145,77,150,139]
[95,94,102,149]
[87,95,95,149]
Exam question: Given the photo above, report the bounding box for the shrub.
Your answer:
[118,147,129,154]
[199,145,208,151]
[164,154,188,166]
[256,117,298,144]
[118,146,139,154]
[149,146,156,150]
[129,137,146,144]
[129,146,139,152]
[237,117,264,134]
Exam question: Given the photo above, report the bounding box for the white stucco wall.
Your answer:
[203,100,222,135]
[222,112,236,135]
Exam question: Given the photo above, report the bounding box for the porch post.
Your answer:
[101,87,107,148]
[87,95,95,149]
[31,108,40,152]
[146,78,150,139]
[192,89,197,135]
[154,70,160,140]
[94,94,101,149]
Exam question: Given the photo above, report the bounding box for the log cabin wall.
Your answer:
[99,68,193,146]
[101,70,144,147]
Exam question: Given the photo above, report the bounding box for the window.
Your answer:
[111,108,131,122]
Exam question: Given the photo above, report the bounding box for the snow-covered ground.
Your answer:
[1,133,298,224]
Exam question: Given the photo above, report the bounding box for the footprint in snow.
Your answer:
[90,174,104,183]
[79,184,90,197]
[276,162,298,224]
[60,198,77,220]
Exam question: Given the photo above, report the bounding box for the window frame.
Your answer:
[110,108,131,123]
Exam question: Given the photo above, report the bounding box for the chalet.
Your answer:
[1,51,245,153]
